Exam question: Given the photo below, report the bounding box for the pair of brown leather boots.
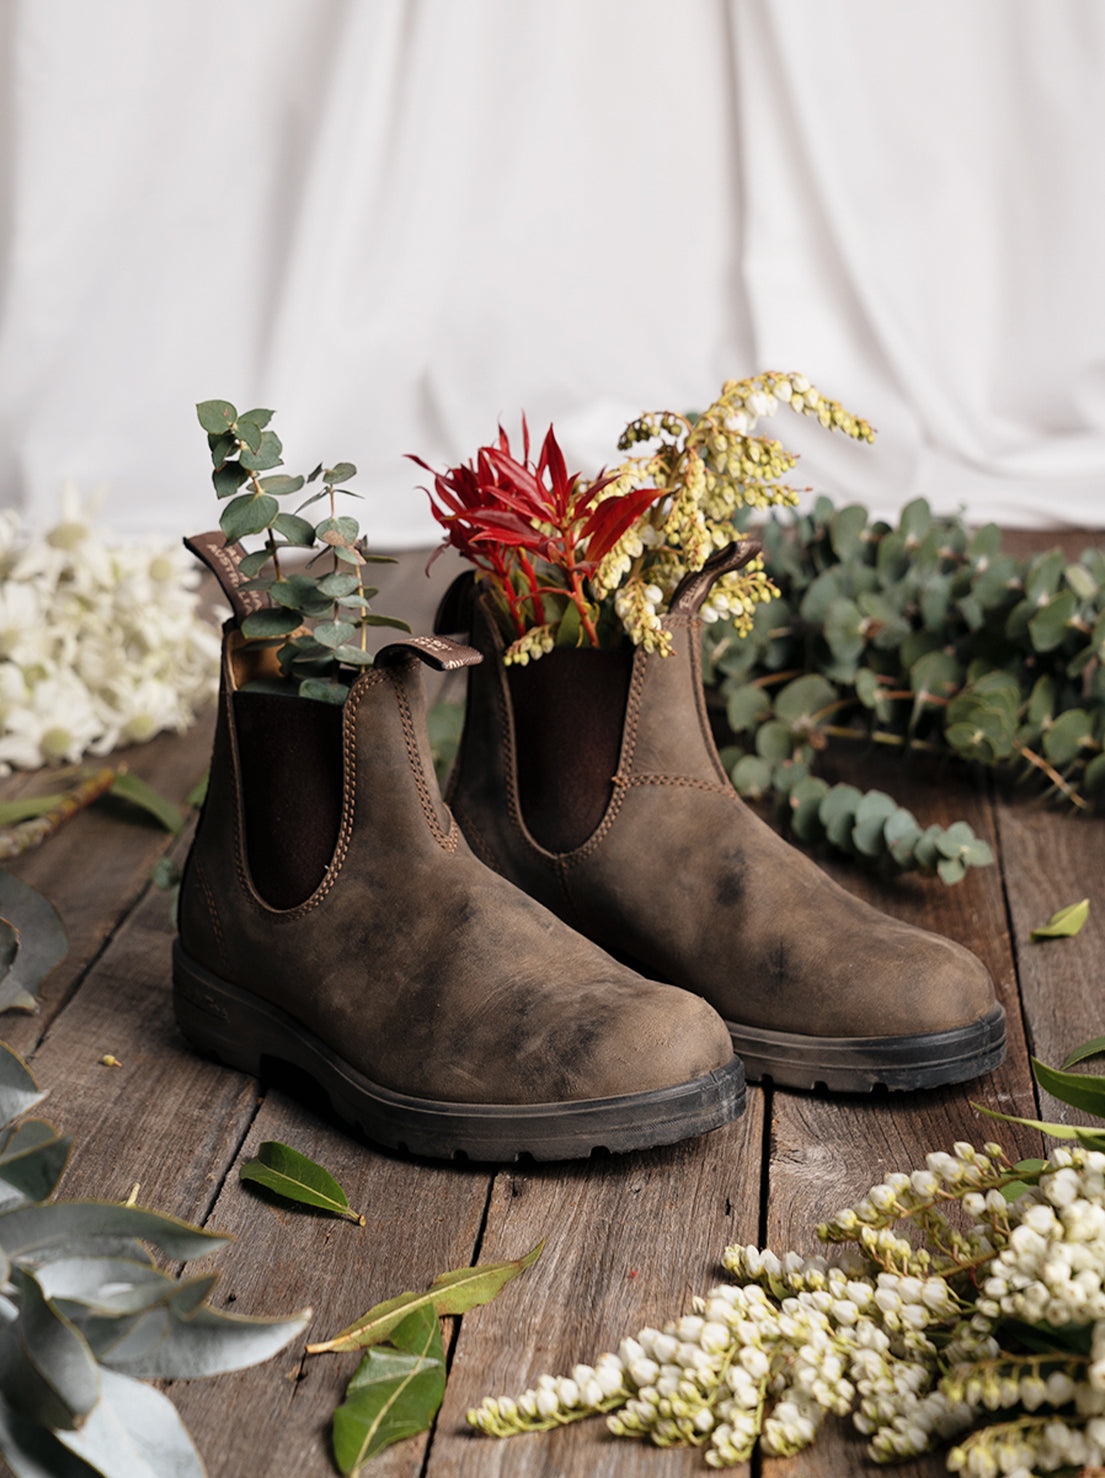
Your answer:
[173,538,1004,1162]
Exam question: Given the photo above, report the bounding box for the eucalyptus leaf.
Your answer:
[97,1297,312,1380]
[0,876,67,1016]
[307,1240,543,1354]
[0,1388,105,1477]
[299,679,350,706]
[8,1269,100,1429]
[0,1043,48,1130]
[1030,898,1089,941]
[331,1306,445,1473]
[0,1202,230,1262]
[239,1140,364,1224]
[241,608,302,641]
[239,430,284,474]
[324,462,357,485]
[220,492,278,542]
[195,400,236,435]
[212,462,248,500]
[0,1121,70,1204]
[258,473,305,497]
[54,1367,205,1478]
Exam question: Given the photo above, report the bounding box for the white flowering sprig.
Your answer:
[0,483,219,773]
[468,1142,1105,1474]
[592,372,876,651]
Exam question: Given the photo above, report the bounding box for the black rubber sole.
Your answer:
[727,1002,1006,1092]
[172,944,746,1162]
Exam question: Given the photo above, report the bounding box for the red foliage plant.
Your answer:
[410,419,665,647]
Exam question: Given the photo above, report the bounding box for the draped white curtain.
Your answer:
[0,0,1102,546]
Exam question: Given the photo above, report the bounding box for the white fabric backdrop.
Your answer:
[0,0,1102,545]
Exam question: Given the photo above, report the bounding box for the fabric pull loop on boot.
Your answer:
[183,530,274,623]
[375,635,482,671]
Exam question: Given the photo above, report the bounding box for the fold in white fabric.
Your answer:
[0,0,1101,542]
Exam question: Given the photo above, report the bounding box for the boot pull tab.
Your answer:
[183,530,274,624]
[668,539,762,618]
[433,569,478,636]
[375,635,482,671]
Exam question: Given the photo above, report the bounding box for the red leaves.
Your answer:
[410,420,666,646]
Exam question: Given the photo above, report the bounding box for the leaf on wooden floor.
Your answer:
[1031,1056,1105,1118]
[1062,1033,1105,1069]
[331,1305,445,1473]
[239,1140,364,1224]
[1030,897,1089,941]
[107,771,184,834]
[0,871,68,1014]
[972,1101,1105,1151]
[307,1239,543,1354]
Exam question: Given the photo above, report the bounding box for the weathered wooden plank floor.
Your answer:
[1,530,1102,1478]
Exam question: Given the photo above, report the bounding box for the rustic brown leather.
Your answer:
[442,561,1001,1047]
[177,629,736,1107]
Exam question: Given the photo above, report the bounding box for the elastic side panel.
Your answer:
[506,647,632,854]
[232,692,345,910]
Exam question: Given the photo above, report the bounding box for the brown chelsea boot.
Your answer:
[436,541,1005,1094]
[173,588,744,1161]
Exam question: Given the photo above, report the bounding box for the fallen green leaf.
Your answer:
[1063,1034,1105,1069]
[1030,897,1089,941]
[108,773,184,834]
[972,1101,1105,1151]
[239,1141,364,1224]
[0,794,66,827]
[331,1306,445,1473]
[308,1240,543,1354]
[1031,1056,1105,1117]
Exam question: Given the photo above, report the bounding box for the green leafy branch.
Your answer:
[707,495,1105,880]
[0,1040,309,1478]
[197,400,411,705]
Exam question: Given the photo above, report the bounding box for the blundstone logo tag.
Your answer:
[183,531,273,623]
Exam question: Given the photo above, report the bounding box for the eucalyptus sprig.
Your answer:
[0,1040,309,1478]
[706,495,1105,880]
[197,400,410,704]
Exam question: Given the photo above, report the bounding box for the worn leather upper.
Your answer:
[177,633,734,1105]
[445,564,999,1040]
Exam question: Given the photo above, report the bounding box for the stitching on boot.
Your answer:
[561,650,644,864]
[273,672,373,920]
[452,802,498,868]
[194,857,228,971]
[623,773,738,798]
[392,666,460,853]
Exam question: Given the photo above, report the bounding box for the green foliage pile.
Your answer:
[706,496,1105,881]
[0,1040,308,1477]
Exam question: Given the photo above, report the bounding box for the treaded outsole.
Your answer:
[728,1002,1006,1092]
[172,943,747,1162]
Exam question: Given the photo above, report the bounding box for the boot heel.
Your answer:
[172,943,264,1076]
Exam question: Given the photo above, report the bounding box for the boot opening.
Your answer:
[506,646,632,854]
[232,691,344,909]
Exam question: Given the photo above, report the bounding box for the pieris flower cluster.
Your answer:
[0,485,219,772]
[589,373,875,651]
[468,1142,1105,1475]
